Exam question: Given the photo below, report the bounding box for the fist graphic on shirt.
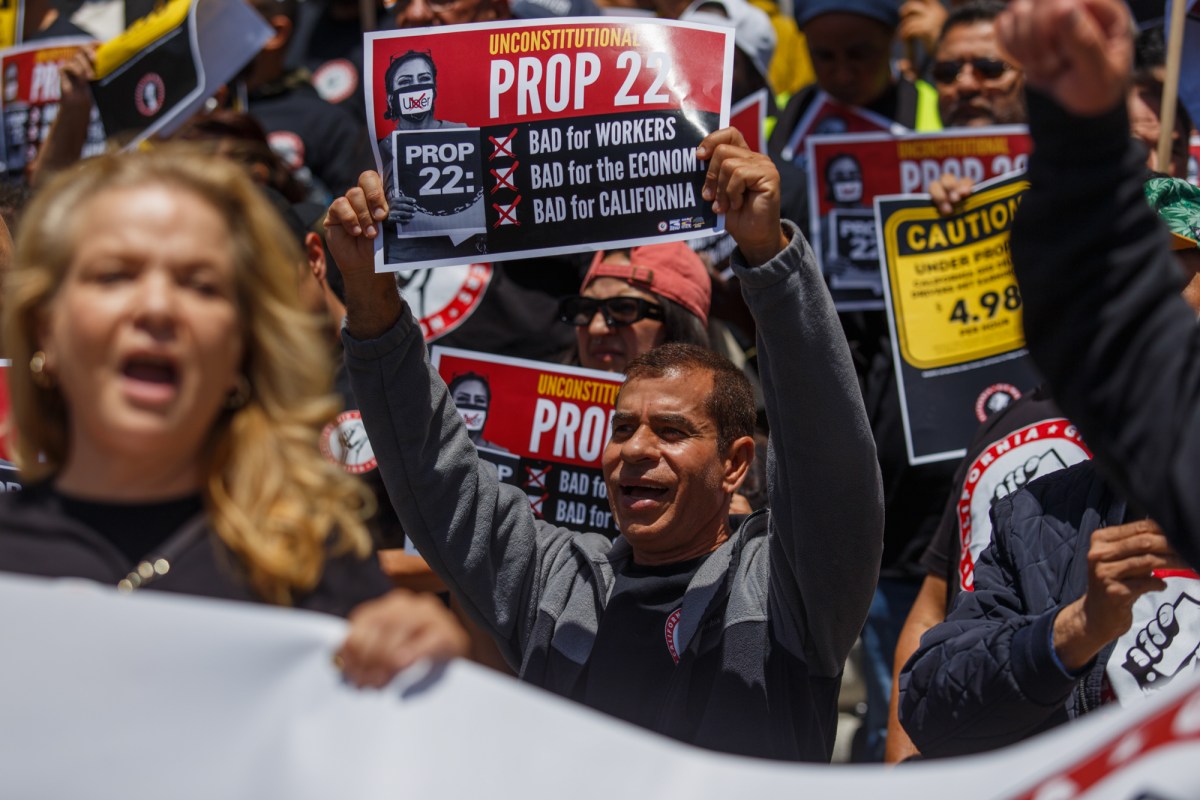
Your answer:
[1122,594,1200,689]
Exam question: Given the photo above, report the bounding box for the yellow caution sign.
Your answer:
[881,178,1029,370]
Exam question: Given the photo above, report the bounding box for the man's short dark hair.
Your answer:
[938,0,1007,46]
[622,343,755,455]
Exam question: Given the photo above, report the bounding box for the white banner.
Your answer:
[2,573,1200,798]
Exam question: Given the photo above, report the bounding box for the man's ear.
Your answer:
[721,435,755,494]
[305,231,327,285]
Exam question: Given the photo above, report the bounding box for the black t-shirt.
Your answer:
[53,489,204,564]
[578,556,705,730]
[284,0,382,120]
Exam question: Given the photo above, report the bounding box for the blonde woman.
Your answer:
[0,146,466,685]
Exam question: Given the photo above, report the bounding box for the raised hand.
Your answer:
[337,589,470,689]
[324,170,403,339]
[1053,520,1187,671]
[899,0,949,54]
[697,127,789,268]
[996,0,1133,117]
[929,172,976,217]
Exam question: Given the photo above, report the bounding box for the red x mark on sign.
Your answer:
[524,464,549,490]
[488,128,517,160]
[493,195,521,227]
[490,161,519,194]
[527,492,548,518]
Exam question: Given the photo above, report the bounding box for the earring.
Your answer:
[29,350,54,389]
[225,375,252,410]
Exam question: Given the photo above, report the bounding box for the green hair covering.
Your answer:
[1144,176,1200,251]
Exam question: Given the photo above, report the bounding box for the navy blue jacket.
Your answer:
[898,461,1126,757]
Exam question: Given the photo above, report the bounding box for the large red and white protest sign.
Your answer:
[806,125,1032,310]
[365,18,733,271]
[431,346,622,535]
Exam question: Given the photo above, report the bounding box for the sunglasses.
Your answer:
[931,57,1010,84]
[558,295,665,327]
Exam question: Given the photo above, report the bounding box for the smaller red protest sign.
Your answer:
[730,88,767,155]
[431,346,623,535]
[778,90,903,167]
[1,38,105,176]
[807,125,1031,310]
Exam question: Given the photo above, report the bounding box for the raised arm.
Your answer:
[325,174,577,668]
[1002,0,1200,567]
[699,128,884,676]
[28,45,97,188]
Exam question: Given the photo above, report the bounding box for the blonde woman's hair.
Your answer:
[1,145,374,604]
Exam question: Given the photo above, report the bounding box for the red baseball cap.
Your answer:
[584,242,712,326]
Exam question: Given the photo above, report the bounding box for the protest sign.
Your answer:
[876,171,1040,465]
[0,38,105,175]
[431,346,622,535]
[4,571,1200,799]
[729,88,766,155]
[89,0,272,147]
[0,0,23,48]
[777,89,904,167]
[365,18,734,271]
[807,126,1032,310]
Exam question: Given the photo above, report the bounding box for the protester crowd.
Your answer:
[2,0,1200,772]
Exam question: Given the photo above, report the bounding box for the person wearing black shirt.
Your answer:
[0,146,467,679]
